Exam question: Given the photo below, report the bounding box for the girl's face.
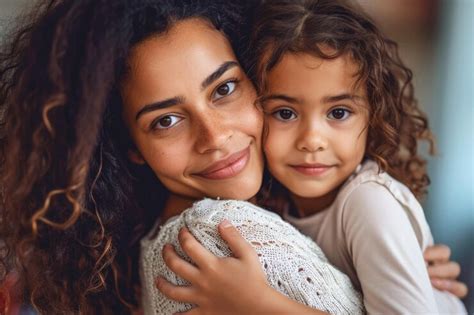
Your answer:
[121,18,264,201]
[262,52,368,206]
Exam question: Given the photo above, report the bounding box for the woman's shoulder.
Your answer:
[183,198,284,227]
[141,199,286,249]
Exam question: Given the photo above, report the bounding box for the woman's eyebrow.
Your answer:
[200,61,239,90]
[135,96,185,121]
[135,61,239,121]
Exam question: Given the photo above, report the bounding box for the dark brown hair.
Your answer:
[0,0,245,313]
[252,0,434,201]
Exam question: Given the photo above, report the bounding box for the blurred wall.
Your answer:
[357,0,474,311]
[425,0,474,311]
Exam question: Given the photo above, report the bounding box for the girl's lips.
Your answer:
[290,164,333,176]
[196,147,250,180]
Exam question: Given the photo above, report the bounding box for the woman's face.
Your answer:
[121,18,264,201]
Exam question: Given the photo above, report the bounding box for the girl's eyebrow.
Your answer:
[261,93,364,104]
[322,93,364,103]
[260,94,302,104]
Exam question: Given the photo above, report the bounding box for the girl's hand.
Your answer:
[424,244,468,298]
[157,220,327,315]
[157,219,273,315]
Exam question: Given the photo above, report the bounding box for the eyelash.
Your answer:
[212,78,240,101]
[269,106,353,122]
[149,78,241,132]
[271,107,297,121]
[327,107,353,120]
[150,114,183,131]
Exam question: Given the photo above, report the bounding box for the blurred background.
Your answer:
[355,0,474,311]
[1,0,473,313]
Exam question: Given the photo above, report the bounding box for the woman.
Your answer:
[0,0,465,314]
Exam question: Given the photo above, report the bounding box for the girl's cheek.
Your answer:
[263,125,282,156]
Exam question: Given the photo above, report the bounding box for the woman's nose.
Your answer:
[194,112,233,154]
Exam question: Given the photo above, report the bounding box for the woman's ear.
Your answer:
[128,148,146,165]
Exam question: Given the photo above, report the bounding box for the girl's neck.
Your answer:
[290,188,339,218]
[161,194,196,222]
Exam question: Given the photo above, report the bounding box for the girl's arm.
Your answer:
[157,221,328,315]
[342,183,440,314]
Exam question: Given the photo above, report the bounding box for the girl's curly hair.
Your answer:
[0,0,246,313]
[251,0,435,202]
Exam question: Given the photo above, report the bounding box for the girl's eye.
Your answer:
[151,115,183,130]
[213,81,237,100]
[272,108,297,121]
[328,108,351,120]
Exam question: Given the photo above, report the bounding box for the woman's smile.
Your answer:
[195,146,251,180]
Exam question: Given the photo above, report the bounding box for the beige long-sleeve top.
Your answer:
[284,160,467,315]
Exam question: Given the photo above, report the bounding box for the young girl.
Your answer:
[156,0,467,314]
[251,0,467,313]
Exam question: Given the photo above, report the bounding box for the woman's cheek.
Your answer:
[143,139,191,176]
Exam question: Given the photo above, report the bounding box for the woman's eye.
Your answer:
[328,108,351,120]
[151,115,183,130]
[272,108,297,121]
[213,81,236,100]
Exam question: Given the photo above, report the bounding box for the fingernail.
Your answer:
[155,277,162,288]
[220,219,232,228]
[431,279,441,286]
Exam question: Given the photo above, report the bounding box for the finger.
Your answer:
[155,277,199,303]
[162,244,200,283]
[218,219,255,259]
[178,227,218,268]
[428,261,461,279]
[423,244,451,264]
[174,307,201,315]
[431,279,468,298]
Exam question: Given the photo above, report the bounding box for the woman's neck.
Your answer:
[161,194,196,222]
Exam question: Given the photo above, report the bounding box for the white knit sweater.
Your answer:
[140,199,364,315]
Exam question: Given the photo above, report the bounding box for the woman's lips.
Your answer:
[196,147,250,180]
[290,163,333,176]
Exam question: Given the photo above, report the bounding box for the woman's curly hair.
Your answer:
[251,0,435,203]
[0,0,246,313]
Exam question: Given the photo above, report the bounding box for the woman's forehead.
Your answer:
[127,18,236,73]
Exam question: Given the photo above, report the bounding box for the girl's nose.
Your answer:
[295,124,328,153]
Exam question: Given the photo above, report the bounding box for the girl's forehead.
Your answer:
[266,52,362,91]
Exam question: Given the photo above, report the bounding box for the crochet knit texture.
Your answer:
[140,199,364,315]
